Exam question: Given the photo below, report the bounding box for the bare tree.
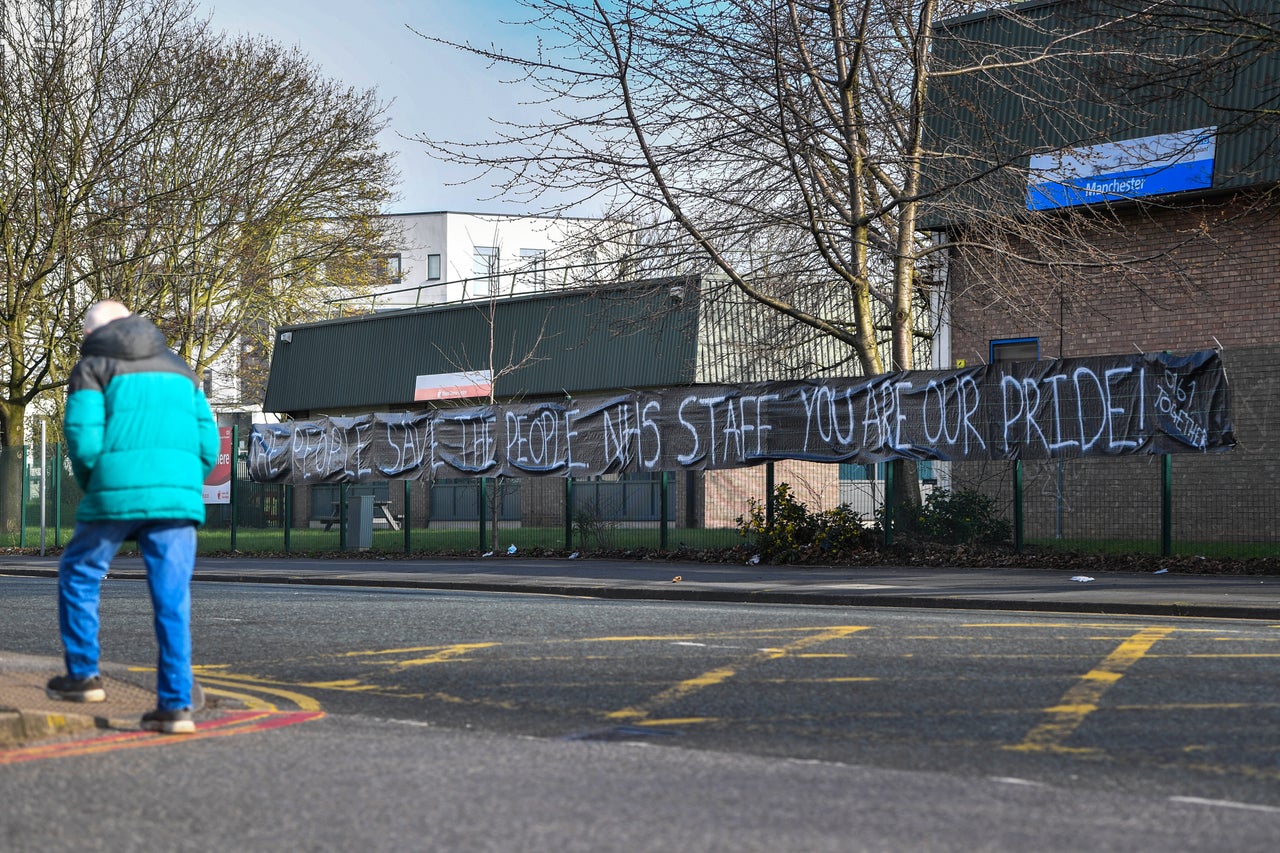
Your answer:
[92,32,398,381]
[471,291,554,556]
[411,0,1030,510]
[1,0,193,449]
[0,0,398,452]
[414,2,970,373]
[414,0,1271,515]
[0,0,396,534]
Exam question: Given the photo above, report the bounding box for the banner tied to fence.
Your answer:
[248,349,1234,485]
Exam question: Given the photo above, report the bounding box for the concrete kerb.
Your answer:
[0,654,161,749]
[3,561,1278,621]
[127,571,1280,620]
[0,707,100,749]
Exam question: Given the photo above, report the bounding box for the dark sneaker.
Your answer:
[141,707,195,735]
[45,674,106,703]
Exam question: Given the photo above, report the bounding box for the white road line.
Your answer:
[1168,796,1280,814]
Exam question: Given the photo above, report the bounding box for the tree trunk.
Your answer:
[0,403,27,535]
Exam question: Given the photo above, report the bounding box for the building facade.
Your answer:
[354,211,632,311]
[926,0,1280,546]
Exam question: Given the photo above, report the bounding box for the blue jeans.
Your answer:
[58,520,197,711]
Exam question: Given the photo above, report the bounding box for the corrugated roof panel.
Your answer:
[262,280,700,416]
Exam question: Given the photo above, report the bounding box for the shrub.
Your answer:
[890,488,1011,546]
[573,507,618,550]
[737,483,869,563]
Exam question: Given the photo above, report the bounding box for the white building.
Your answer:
[358,211,632,311]
[205,210,632,432]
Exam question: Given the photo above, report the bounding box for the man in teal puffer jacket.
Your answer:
[45,301,220,734]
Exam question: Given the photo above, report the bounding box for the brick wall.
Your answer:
[949,194,1280,363]
[703,461,840,528]
[948,194,1280,545]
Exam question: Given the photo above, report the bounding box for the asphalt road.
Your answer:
[2,577,1278,851]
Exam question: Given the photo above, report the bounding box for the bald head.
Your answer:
[83,301,132,336]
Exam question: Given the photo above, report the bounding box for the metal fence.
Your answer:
[4,345,1274,558]
[2,442,1276,559]
[0,444,744,555]
[950,343,1280,559]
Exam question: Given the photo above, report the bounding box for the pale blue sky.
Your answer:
[197,0,542,214]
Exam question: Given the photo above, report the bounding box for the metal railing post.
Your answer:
[1014,460,1024,553]
[39,421,47,556]
[54,442,62,548]
[479,478,488,551]
[404,479,412,554]
[1161,455,1173,557]
[883,461,895,547]
[283,484,292,553]
[20,445,27,549]
[230,425,239,552]
[765,462,775,526]
[564,477,574,550]
[339,482,348,551]
[659,471,670,551]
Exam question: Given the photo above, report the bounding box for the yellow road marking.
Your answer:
[573,628,868,643]
[298,679,383,692]
[336,643,492,657]
[193,672,323,711]
[200,685,277,711]
[1007,626,1173,754]
[963,622,1204,631]
[1179,653,1280,659]
[393,643,498,669]
[607,626,869,722]
[640,717,716,726]
[429,691,519,710]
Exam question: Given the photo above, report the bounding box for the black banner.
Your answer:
[248,350,1234,484]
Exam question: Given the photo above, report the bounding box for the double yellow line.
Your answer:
[1008,626,1173,754]
[606,625,870,725]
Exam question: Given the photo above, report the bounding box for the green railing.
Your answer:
[2,439,1276,559]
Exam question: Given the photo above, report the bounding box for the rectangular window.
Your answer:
[990,337,1040,363]
[839,461,934,483]
[426,254,441,281]
[473,246,499,297]
[519,248,546,288]
[838,463,885,481]
[384,253,402,283]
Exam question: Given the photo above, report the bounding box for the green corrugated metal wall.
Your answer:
[261,280,700,416]
[925,0,1280,225]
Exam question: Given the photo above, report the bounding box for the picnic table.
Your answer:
[320,499,401,531]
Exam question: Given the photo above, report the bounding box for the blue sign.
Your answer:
[1027,127,1216,211]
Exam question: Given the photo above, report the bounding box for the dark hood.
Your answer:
[81,313,169,361]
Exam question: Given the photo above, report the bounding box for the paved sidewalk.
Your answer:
[0,651,210,750]
[3,553,1278,749]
